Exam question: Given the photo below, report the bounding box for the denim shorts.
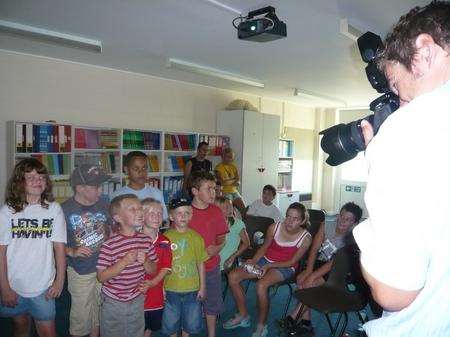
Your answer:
[161,291,203,335]
[0,290,55,321]
[257,256,295,280]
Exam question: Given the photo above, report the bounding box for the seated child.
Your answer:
[162,198,208,337]
[224,202,312,337]
[97,194,157,337]
[215,196,250,271]
[282,202,363,335]
[141,198,172,337]
[247,184,282,222]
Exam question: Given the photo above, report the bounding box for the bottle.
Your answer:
[243,263,263,277]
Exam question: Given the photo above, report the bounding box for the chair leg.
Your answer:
[335,312,348,337]
[283,283,293,318]
[357,310,368,324]
[325,313,334,333]
[222,275,229,300]
[326,312,346,337]
[294,304,306,323]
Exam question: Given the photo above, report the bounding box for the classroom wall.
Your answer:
[0,50,318,203]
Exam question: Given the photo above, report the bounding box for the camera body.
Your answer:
[319,32,400,166]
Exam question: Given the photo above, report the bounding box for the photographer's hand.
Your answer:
[361,119,374,147]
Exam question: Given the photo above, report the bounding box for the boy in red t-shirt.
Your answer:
[140,198,172,337]
[188,171,229,337]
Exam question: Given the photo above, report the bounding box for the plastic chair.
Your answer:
[240,214,275,260]
[292,246,370,337]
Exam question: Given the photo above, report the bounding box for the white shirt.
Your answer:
[353,80,450,336]
[111,184,168,220]
[247,199,282,222]
[0,202,67,297]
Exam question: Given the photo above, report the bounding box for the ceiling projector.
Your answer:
[234,6,286,42]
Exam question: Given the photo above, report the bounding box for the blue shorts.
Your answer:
[0,290,55,321]
[161,291,203,335]
[257,256,295,280]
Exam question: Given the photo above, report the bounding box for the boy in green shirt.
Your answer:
[162,198,208,337]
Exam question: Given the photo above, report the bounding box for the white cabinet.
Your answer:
[217,110,280,204]
[276,191,300,217]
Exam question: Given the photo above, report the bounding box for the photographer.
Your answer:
[353,2,450,336]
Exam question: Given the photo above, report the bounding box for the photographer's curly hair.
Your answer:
[5,158,54,213]
[377,1,450,72]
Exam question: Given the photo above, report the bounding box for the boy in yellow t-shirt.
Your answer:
[161,198,208,337]
[214,148,246,215]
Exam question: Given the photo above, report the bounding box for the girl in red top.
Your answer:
[224,202,311,337]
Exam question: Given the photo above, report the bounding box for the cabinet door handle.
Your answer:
[257,167,265,173]
[287,193,293,197]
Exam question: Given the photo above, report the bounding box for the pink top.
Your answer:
[265,222,310,270]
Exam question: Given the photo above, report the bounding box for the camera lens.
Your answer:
[319,120,366,166]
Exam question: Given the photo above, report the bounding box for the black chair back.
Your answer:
[307,209,325,237]
[241,214,274,259]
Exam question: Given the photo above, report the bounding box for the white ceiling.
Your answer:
[0,0,428,108]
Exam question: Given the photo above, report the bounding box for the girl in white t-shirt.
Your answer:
[0,158,66,337]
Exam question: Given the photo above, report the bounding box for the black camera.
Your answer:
[319,32,400,166]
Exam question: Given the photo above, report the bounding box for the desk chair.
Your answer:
[292,246,369,337]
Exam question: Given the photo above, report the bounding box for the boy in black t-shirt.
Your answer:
[61,165,111,337]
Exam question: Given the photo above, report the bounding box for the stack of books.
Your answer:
[123,130,160,150]
[15,123,72,153]
[165,155,191,172]
[17,154,71,176]
[279,140,293,157]
[163,176,184,203]
[52,180,73,202]
[75,128,119,149]
[164,134,196,151]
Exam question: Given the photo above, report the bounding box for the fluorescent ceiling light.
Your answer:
[0,19,102,53]
[167,58,265,88]
[294,88,347,107]
[339,18,363,41]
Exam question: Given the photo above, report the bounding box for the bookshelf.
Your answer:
[277,139,294,191]
[8,121,229,204]
[8,121,73,203]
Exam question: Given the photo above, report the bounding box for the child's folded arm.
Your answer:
[97,251,136,283]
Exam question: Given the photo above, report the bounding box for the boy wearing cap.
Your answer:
[161,198,208,337]
[61,165,112,337]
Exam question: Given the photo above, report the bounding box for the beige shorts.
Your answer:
[67,266,102,336]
